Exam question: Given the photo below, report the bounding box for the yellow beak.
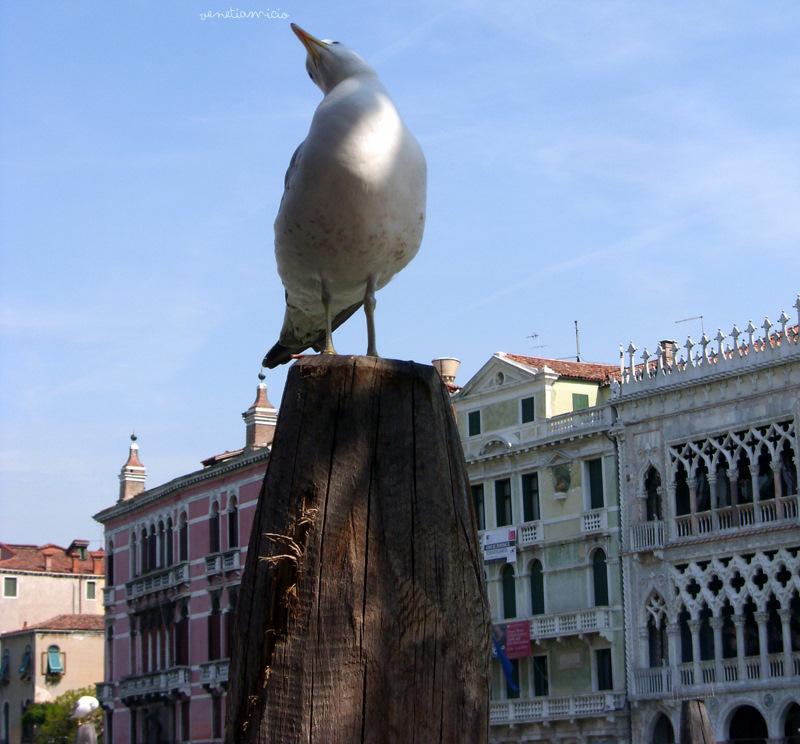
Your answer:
[290,23,326,62]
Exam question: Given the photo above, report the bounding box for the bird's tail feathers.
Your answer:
[262,342,296,369]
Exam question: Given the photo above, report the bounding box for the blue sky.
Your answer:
[1,1,798,547]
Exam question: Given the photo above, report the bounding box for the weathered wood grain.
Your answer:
[680,699,715,744]
[226,356,490,744]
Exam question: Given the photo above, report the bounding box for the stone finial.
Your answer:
[731,324,741,355]
[761,317,773,349]
[641,347,651,378]
[684,337,695,368]
[745,320,756,351]
[655,343,665,371]
[714,329,726,358]
[627,341,637,378]
[699,332,710,364]
[619,344,625,379]
[794,295,800,330]
[778,310,790,339]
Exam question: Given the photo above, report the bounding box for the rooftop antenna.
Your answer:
[574,320,581,362]
[526,333,547,351]
[675,314,705,337]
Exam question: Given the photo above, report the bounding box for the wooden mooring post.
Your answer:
[226,356,490,743]
[680,699,715,744]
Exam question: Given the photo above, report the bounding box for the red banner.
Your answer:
[504,620,531,659]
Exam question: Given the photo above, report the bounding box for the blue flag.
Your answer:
[492,633,519,694]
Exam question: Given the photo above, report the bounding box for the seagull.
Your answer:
[262,23,427,368]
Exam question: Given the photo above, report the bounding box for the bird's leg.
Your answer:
[364,275,379,358]
[321,281,336,355]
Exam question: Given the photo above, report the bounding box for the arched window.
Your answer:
[106,626,114,680]
[715,459,731,508]
[46,645,64,675]
[592,549,608,607]
[208,592,221,661]
[721,601,737,658]
[679,608,692,663]
[757,446,775,501]
[767,595,783,654]
[743,600,759,656]
[737,453,754,504]
[158,520,166,569]
[130,532,138,578]
[530,560,544,616]
[107,540,114,586]
[179,512,189,562]
[645,467,662,521]
[148,524,157,571]
[501,565,516,619]
[226,588,239,659]
[165,518,174,566]
[209,502,221,554]
[648,615,667,667]
[652,713,675,744]
[699,604,714,660]
[675,462,690,516]
[228,497,239,549]
[785,702,800,744]
[140,527,149,574]
[695,462,710,513]
[729,705,767,744]
[780,440,797,496]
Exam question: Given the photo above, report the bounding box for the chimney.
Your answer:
[92,553,104,575]
[242,373,278,450]
[432,357,461,386]
[42,547,57,572]
[660,340,678,368]
[119,434,146,501]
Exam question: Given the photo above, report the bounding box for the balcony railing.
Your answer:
[205,554,222,576]
[125,562,189,601]
[102,587,115,608]
[222,550,240,572]
[672,495,798,541]
[199,659,230,688]
[581,509,608,534]
[633,652,800,698]
[629,520,664,552]
[490,692,625,725]
[118,666,190,701]
[518,521,543,547]
[530,608,612,641]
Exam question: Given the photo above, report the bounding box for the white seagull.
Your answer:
[262,23,427,368]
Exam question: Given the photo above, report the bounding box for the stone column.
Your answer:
[752,471,762,522]
[727,468,739,508]
[755,611,770,679]
[708,476,718,528]
[734,614,746,681]
[689,619,701,686]
[667,483,677,539]
[711,617,724,682]
[688,481,698,532]
[639,626,650,669]
[667,622,680,671]
[773,467,783,502]
[780,609,792,678]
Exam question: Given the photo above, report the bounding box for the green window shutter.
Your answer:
[588,458,604,509]
[521,396,535,423]
[3,577,17,597]
[522,473,540,522]
[471,484,485,531]
[533,655,549,696]
[47,645,64,675]
[18,646,31,676]
[572,393,589,411]
[495,479,512,526]
[468,410,481,436]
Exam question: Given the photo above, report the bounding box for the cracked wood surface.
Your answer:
[226,356,490,744]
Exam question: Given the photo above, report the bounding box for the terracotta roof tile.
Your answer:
[0,542,104,575]
[2,614,104,636]
[502,353,620,384]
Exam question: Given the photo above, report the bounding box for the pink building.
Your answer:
[94,379,277,744]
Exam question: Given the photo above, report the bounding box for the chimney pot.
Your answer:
[660,340,678,368]
[432,357,461,385]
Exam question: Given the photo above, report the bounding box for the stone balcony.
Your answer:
[629,520,665,552]
[464,406,614,461]
[125,561,189,601]
[518,521,543,548]
[581,508,608,534]
[530,607,613,642]
[222,549,240,572]
[633,652,800,699]
[118,666,191,702]
[205,553,222,577]
[199,658,230,690]
[672,495,798,542]
[490,691,626,725]
[102,587,115,608]
[96,682,114,708]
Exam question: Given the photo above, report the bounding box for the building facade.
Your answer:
[0,541,105,639]
[616,298,800,744]
[454,352,629,744]
[0,614,104,744]
[93,379,276,744]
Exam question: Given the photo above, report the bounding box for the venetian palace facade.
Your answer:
[93,380,276,744]
[617,298,800,744]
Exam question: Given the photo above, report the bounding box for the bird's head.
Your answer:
[290,23,376,93]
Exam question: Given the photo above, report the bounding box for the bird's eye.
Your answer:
[308,70,314,81]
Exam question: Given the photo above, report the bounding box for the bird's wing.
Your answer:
[284,140,304,190]
[262,300,363,368]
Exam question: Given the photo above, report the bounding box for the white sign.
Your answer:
[482,528,517,564]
